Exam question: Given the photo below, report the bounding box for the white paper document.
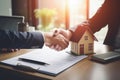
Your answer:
[1,47,87,76]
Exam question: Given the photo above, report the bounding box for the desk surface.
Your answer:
[0,42,120,80]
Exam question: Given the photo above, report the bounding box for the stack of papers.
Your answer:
[0,47,87,76]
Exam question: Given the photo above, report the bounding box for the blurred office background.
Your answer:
[0,0,106,42]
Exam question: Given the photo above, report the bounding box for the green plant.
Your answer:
[34,8,57,28]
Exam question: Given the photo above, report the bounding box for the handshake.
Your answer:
[43,29,72,51]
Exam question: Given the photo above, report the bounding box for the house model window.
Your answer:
[71,26,97,55]
[84,36,88,40]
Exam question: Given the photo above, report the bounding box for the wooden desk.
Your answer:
[0,42,120,80]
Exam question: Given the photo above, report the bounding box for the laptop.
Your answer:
[0,15,24,31]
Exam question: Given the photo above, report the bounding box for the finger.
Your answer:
[54,44,61,51]
[8,49,15,52]
[12,49,18,52]
[59,41,68,50]
[45,44,54,49]
[54,45,62,51]
[61,36,69,46]
[53,29,59,37]
[51,45,55,49]
[57,36,69,50]
[45,42,52,47]
[58,47,62,51]
[55,44,59,49]
[63,37,69,45]
[11,49,14,52]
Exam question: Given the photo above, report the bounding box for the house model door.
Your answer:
[80,44,84,54]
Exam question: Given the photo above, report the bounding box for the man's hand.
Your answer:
[44,32,69,51]
[53,29,72,41]
[51,29,73,50]
[0,48,19,53]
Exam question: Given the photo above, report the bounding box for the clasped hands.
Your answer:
[44,29,72,51]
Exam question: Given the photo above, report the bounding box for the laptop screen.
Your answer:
[0,15,24,31]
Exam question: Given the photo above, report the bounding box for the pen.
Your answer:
[19,58,49,65]
[13,63,38,72]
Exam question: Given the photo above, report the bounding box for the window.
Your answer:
[37,0,66,30]
[37,0,88,31]
[84,36,88,40]
[69,0,107,42]
[90,0,107,42]
[36,0,107,42]
[88,43,93,51]
[69,0,88,28]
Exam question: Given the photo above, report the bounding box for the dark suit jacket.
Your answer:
[0,30,44,48]
[71,0,120,48]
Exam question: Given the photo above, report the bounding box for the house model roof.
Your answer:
[71,25,98,42]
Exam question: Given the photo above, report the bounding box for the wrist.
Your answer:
[43,32,53,44]
[67,30,72,40]
[44,32,49,43]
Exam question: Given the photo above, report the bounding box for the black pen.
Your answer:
[19,58,49,65]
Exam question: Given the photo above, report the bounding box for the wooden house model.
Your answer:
[71,26,97,55]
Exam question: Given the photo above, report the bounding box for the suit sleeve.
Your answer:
[88,0,110,33]
[0,30,44,48]
[69,0,110,41]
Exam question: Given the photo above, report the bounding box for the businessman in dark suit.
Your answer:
[53,0,120,50]
[0,29,68,50]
